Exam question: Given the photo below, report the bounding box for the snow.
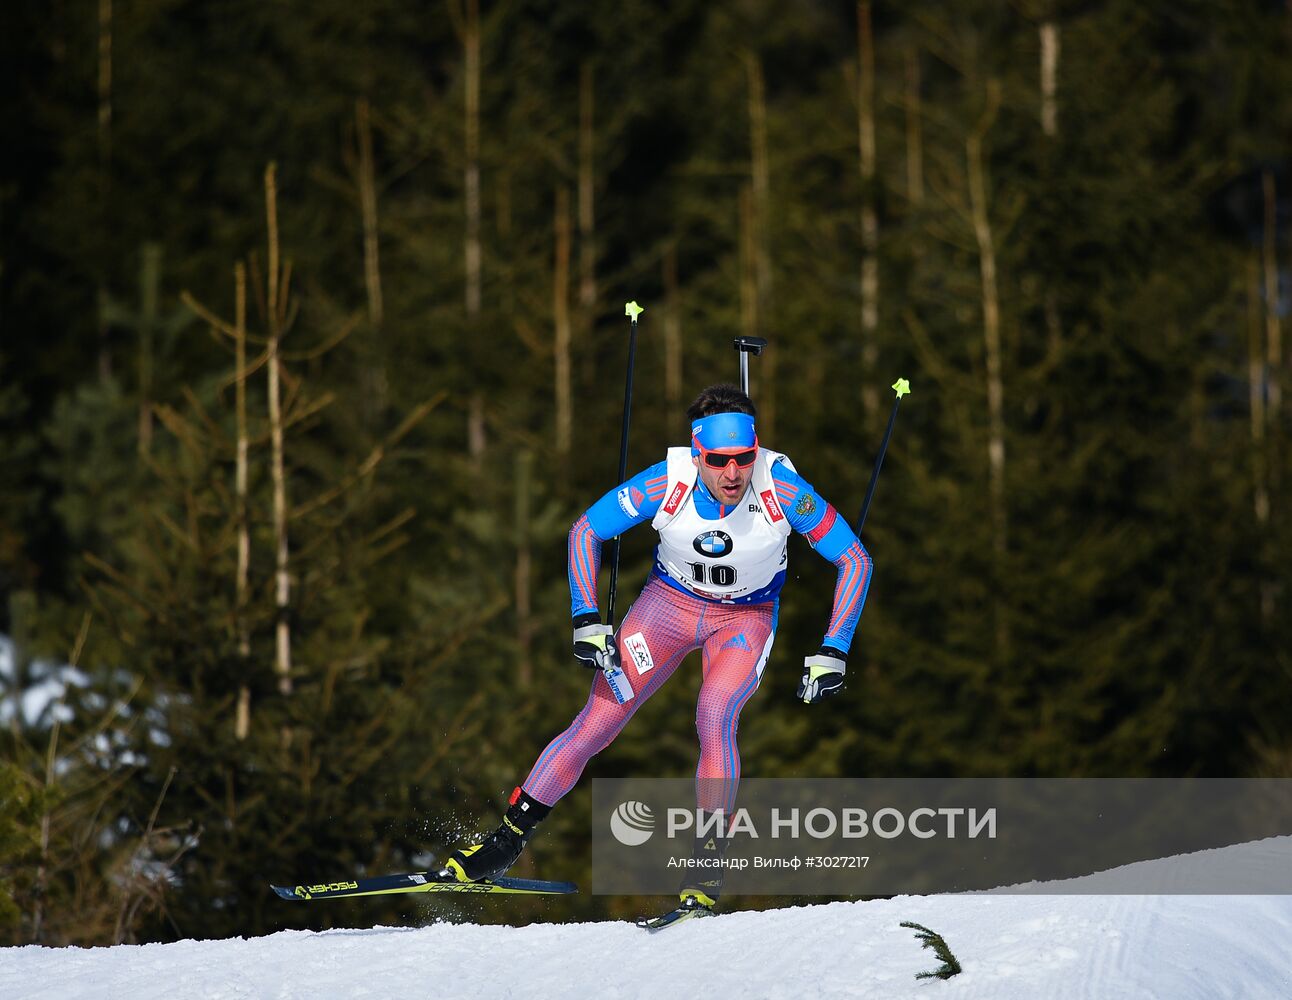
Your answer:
[4,864,1292,999]
[3,895,1290,999]
[0,635,90,729]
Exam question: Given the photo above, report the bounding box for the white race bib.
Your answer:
[651,448,794,601]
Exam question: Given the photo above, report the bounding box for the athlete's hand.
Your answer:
[573,620,620,673]
[798,648,846,703]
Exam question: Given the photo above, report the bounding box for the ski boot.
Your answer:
[637,887,717,931]
[677,888,717,914]
[441,786,551,883]
[677,810,728,912]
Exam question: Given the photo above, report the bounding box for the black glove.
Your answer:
[572,616,620,673]
[797,647,846,704]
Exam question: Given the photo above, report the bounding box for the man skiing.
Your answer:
[441,382,873,915]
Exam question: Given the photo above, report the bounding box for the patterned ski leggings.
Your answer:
[523,575,776,815]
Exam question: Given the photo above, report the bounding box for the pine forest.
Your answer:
[1,0,1290,942]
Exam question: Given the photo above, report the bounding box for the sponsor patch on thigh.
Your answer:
[622,631,655,674]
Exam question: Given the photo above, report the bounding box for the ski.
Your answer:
[271,871,577,902]
[636,902,716,932]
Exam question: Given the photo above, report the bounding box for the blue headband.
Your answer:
[691,412,757,454]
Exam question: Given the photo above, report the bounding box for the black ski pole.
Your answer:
[606,301,644,628]
[596,301,644,706]
[733,336,767,396]
[855,378,911,536]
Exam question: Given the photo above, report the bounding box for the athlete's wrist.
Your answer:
[818,644,847,662]
[572,611,602,631]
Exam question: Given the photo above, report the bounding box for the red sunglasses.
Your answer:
[696,443,759,470]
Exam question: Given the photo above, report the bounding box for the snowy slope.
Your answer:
[5,855,1292,1000]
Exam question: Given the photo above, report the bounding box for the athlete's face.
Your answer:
[693,452,755,505]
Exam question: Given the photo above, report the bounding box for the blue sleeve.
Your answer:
[569,461,669,618]
[583,461,669,538]
[770,462,873,654]
[770,462,832,540]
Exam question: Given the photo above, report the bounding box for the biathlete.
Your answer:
[440,383,873,913]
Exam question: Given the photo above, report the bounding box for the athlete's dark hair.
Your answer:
[685,383,757,421]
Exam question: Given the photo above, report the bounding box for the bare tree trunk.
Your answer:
[497,167,511,238]
[34,614,92,942]
[357,98,384,329]
[578,62,596,314]
[1040,23,1062,359]
[1262,170,1282,492]
[464,0,485,460]
[1255,188,1276,622]
[745,51,775,433]
[858,2,880,424]
[464,0,481,319]
[356,98,387,422]
[137,244,161,454]
[967,84,1009,656]
[554,188,573,455]
[34,717,57,942]
[265,165,292,698]
[1038,20,1059,356]
[515,449,532,688]
[1248,253,1271,526]
[468,394,487,458]
[905,45,924,207]
[1040,22,1059,137]
[97,0,113,381]
[234,262,252,740]
[571,67,594,477]
[664,242,682,412]
[7,598,28,745]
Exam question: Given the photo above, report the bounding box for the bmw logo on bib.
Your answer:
[693,530,734,558]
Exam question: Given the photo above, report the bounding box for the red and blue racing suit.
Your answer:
[521,457,872,814]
